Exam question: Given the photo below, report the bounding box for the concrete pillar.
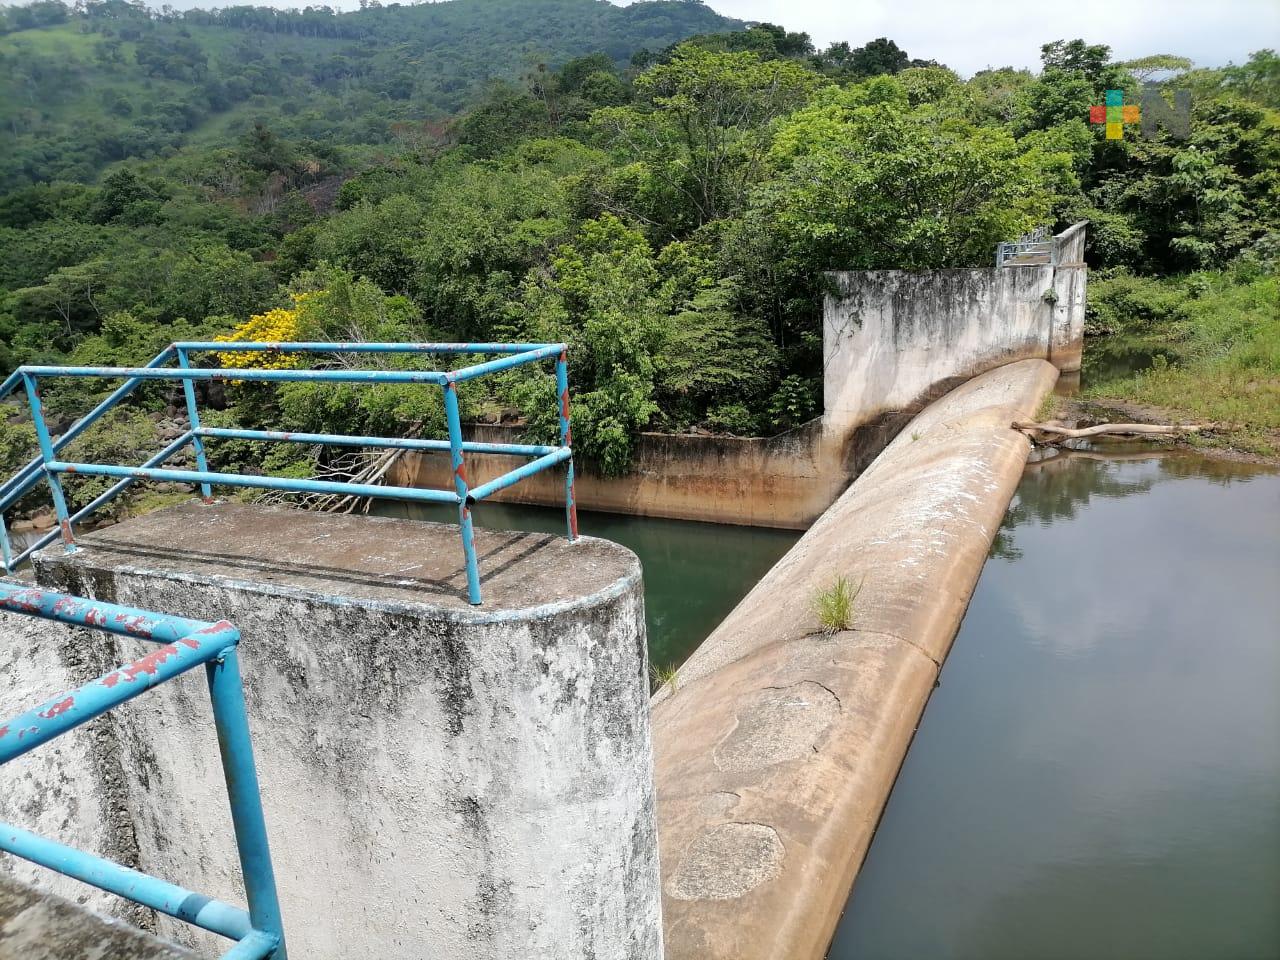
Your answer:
[5,503,661,960]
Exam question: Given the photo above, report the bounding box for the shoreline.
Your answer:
[1048,393,1280,469]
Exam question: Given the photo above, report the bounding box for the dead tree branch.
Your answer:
[1013,419,1209,443]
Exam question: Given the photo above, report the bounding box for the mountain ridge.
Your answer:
[0,0,745,188]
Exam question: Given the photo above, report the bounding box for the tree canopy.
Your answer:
[0,9,1275,478]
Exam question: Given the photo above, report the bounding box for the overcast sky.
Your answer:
[622,0,1279,76]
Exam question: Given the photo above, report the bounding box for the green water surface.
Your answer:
[829,449,1280,959]
[370,499,800,670]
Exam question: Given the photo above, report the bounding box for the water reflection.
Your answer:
[1082,337,1173,388]
[370,499,800,670]
[831,450,1280,960]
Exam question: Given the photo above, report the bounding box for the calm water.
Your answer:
[1082,336,1174,386]
[370,500,800,670]
[830,448,1280,960]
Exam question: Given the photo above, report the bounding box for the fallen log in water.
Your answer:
[1013,419,1208,443]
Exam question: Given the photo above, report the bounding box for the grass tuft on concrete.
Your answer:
[650,661,679,694]
[811,575,862,635]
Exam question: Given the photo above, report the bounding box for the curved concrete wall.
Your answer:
[651,359,1060,960]
[4,505,662,960]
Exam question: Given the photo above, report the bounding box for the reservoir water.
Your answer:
[829,448,1280,959]
[371,499,800,671]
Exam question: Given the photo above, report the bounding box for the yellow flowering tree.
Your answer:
[214,292,317,369]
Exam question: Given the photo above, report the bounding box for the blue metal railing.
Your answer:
[0,342,579,604]
[995,240,1055,267]
[0,580,285,959]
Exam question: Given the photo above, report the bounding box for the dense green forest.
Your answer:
[0,0,1276,519]
[0,0,741,188]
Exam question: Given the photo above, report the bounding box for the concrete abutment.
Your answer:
[390,224,1086,530]
[1,506,662,960]
[0,226,1086,957]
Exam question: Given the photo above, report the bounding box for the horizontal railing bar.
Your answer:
[467,448,572,502]
[0,820,252,942]
[0,621,237,765]
[196,427,558,458]
[47,462,461,505]
[221,930,282,960]
[6,431,194,572]
[450,343,565,382]
[0,346,178,510]
[18,366,451,386]
[176,341,554,356]
[0,580,211,641]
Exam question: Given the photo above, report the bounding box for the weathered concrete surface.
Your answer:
[651,359,1060,960]
[389,420,842,530]
[823,224,1086,434]
[5,504,661,960]
[0,872,195,959]
[1047,222,1088,373]
[0,608,157,933]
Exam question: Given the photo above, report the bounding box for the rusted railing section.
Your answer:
[0,342,579,604]
[0,580,286,959]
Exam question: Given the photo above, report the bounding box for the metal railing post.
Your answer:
[0,343,573,594]
[555,349,579,541]
[1,511,11,572]
[22,373,75,551]
[0,346,176,513]
[444,381,482,604]
[176,346,214,503]
[205,646,287,960]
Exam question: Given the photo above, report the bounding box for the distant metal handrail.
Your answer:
[995,239,1056,268]
[0,581,285,960]
[0,341,579,604]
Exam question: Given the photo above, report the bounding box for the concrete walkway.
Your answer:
[651,359,1060,960]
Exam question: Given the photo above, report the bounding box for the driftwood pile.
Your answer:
[257,425,423,514]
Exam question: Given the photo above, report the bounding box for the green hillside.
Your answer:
[0,9,1275,500]
[0,0,743,188]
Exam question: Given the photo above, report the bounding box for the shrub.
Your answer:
[1085,270,1185,335]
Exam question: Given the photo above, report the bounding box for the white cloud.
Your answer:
[617,0,1278,76]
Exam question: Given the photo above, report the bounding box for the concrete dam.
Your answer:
[0,227,1085,959]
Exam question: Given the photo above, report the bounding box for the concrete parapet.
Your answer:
[389,419,842,530]
[651,359,1060,960]
[823,223,1086,435]
[3,504,660,960]
[394,227,1086,531]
